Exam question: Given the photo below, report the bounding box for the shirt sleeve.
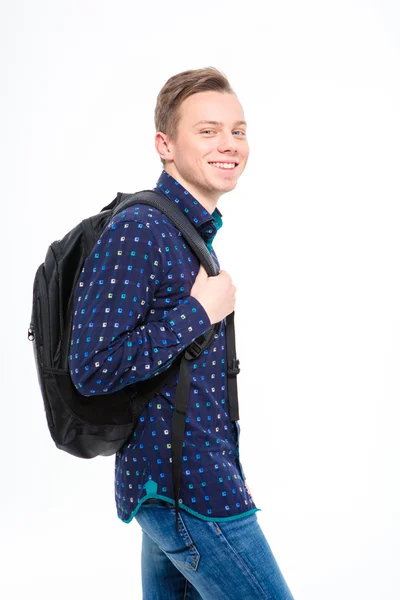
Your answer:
[68,217,211,396]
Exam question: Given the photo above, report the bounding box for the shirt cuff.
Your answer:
[163,296,212,349]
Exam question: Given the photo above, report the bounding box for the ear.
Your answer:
[155,131,174,162]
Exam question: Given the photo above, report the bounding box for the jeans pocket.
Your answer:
[136,502,201,572]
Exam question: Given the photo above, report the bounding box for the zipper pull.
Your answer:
[28,326,35,341]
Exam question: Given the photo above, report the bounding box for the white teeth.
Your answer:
[209,162,236,169]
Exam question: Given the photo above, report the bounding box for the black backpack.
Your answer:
[28,189,240,531]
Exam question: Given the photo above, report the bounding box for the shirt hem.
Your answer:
[118,494,261,524]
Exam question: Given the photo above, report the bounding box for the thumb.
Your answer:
[196,264,208,278]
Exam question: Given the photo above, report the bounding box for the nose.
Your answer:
[217,132,239,155]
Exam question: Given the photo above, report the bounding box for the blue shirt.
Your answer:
[68,169,259,523]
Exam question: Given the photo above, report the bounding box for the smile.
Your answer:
[208,162,238,171]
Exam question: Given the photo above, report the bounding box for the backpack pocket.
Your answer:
[29,263,57,429]
[31,263,52,367]
[42,365,137,458]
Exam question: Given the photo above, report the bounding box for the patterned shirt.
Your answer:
[68,169,259,523]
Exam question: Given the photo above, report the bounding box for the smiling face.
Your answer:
[155,91,249,212]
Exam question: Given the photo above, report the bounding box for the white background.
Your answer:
[1,1,399,598]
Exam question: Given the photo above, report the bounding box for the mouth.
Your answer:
[208,161,239,172]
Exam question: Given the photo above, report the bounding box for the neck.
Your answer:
[164,165,219,215]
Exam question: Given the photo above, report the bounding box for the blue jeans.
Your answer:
[134,499,295,599]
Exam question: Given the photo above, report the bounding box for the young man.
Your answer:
[69,67,295,599]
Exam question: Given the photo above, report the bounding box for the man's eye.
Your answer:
[201,130,246,135]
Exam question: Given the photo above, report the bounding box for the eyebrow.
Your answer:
[193,120,247,128]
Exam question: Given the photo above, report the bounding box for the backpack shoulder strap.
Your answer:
[111,190,219,278]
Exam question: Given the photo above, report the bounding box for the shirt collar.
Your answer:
[153,170,223,248]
